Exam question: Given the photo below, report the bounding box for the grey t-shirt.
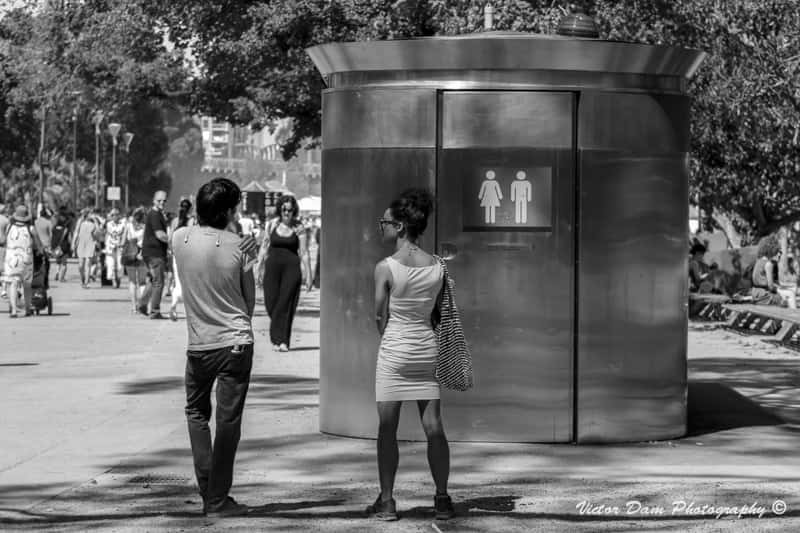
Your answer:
[172,226,254,350]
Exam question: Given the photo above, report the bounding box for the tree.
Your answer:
[145,0,799,241]
[0,1,197,209]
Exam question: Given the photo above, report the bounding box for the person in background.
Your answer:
[163,211,176,299]
[312,216,321,289]
[751,234,788,307]
[34,208,53,289]
[2,206,43,318]
[72,208,98,288]
[256,195,305,352]
[250,213,261,241]
[173,177,255,518]
[122,207,148,314]
[50,214,72,283]
[168,199,195,321]
[140,191,169,318]
[104,208,126,288]
[90,208,107,283]
[238,211,254,237]
[0,203,9,299]
[776,227,798,308]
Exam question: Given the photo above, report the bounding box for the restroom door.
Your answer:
[437,91,575,442]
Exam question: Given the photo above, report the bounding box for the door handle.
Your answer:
[439,242,458,260]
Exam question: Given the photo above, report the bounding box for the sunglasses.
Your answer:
[378,218,400,231]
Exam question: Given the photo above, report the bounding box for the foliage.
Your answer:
[142,0,798,241]
[0,1,202,209]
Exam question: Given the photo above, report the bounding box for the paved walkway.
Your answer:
[1,265,799,532]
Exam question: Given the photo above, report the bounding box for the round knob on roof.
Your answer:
[556,11,600,39]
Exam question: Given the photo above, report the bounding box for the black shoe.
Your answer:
[137,305,148,315]
[150,312,167,320]
[434,494,455,520]
[204,496,249,518]
[365,495,398,521]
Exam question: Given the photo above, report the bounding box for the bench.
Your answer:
[689,293,732,321]
[722,303,800,352]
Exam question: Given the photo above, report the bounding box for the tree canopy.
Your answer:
[0,0,200,209]
[2,0,798,241]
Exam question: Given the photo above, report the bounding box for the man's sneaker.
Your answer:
[137,305,148,316]
[150,312,167,320]
[365,495,398,521]
[434,494,455,520]
[204,496,249,518]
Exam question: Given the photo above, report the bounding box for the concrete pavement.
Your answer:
[1,263,799,532]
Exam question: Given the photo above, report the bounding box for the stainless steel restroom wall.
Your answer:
[576,92,690,442]
[320,89,437,438]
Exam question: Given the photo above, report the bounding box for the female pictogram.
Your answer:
[478,170,503,224]
[510,170,532,224]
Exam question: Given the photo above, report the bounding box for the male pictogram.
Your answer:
[510,170,532,224]
[478,170,503,224]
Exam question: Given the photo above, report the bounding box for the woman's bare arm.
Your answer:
[374,260,392,335]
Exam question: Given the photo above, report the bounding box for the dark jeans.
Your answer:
[144,255,166,313]
[185,344,253,509]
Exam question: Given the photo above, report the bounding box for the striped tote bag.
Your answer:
[433,256,474,392]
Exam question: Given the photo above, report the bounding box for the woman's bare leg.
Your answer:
[417,399,450,495]
[376,401,402,501]
[22,281,32,313]
[8,279,19,315]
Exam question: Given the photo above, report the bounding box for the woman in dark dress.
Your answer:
[50,215,72,282]
[256,196,304,352]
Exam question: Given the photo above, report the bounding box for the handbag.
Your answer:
[121,238,140,266]
[433,255,474,392]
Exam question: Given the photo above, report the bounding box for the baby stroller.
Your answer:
[30,250,53,316]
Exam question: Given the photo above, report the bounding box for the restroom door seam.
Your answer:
[572,91,581,444]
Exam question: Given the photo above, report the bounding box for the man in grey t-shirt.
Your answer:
[172,178,255,518]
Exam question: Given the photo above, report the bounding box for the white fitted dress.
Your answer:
[375,257,444,402]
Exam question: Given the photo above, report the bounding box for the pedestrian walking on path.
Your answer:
[369,188,455,522]
[50,213,71,283]
[172,178,256,518]
[2,206,43,318]
[122,208,148,314]
[256,195,305,352]
[72,208,97,288]
[168,199,195,321]
[140,191,169,318]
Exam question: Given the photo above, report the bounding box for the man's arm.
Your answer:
[152,212,169,243]
[241,265,256,318]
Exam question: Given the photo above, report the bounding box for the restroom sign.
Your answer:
[465,167,552,231]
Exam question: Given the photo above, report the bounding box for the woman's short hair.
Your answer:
[275,195,299,220]
[196,178,241,229]
[756,234,780,258]
[389,188,435,239]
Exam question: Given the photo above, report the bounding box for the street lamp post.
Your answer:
[121,132,134,211]
[38,103,46,209]
[68,90,82,210]
[92,111,104,209]
[108,122,122,208]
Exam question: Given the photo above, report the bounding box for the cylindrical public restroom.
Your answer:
[307,31,704,443]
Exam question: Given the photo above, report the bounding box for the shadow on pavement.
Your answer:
[117,374,319,401]
[687,381,785,437]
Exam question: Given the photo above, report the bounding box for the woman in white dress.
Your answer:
[367,188,455,522]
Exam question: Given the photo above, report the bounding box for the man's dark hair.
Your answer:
[196,178,241,230]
